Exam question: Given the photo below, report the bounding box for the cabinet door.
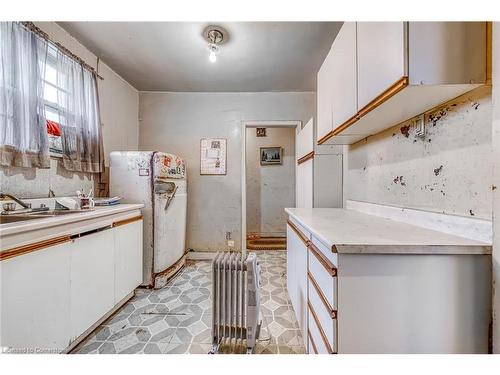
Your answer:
[114,220,143,303]
[286,224,298,311]
[296,159,313,209]
[316,47,333,142]
[71,229,115,339]
[286,223,308,339]
[0,241,71,352]
[331,22,358,130]
[357,22,406,110]
[295,237,308,341]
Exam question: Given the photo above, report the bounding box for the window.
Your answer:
[43,43,64,155]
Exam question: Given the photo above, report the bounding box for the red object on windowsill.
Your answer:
[46,120,61,137]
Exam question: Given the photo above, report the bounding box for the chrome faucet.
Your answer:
[0,193,31,209]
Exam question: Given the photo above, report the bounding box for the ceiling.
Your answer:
[58,22,342,92]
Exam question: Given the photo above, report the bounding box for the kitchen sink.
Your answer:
[0,209,90,224]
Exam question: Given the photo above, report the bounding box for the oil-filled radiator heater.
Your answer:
[210,252,262,354]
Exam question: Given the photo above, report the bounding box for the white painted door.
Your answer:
[0,241,72,352]
[114,220,143,303]
[357,22,406,110]
[70,229,115,340]
[331,22,358,130]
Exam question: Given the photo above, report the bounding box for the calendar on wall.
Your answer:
[200,138,227,175]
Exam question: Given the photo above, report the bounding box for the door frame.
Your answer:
[241,120,302,256]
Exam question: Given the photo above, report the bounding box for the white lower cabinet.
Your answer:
[70,229,115,340]
[0,241,72,352]
[114,221,143,303]
[287,218,338,354]
[0,218,143,352]
[286,221,309,345]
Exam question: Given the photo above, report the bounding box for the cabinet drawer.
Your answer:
[308,303,334,354]
[308,331,318,354]
[311,234,338,267]
[308,273,337,351]
[288,217,311,241]
[308,243,337,309]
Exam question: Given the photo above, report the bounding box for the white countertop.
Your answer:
[0,204,144,237]
[285,208,492,254]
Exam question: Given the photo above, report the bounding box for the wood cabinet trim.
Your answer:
[308,271,337,319]
[112,215,143,228]
[356,76,409,119]
[0,235,72,261]
[297,151,315,165]
[308,300,334,354]
[317,76,409,145]
[287,219,309,246]
[308,242,337,277]
[308,329,318,354]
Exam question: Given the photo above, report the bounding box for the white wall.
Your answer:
[345,85,492,220]
[491,22,499,354]
[246,127,295,237]
[139,91,315,251]
[0,22,139,198]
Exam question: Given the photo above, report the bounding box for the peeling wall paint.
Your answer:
[346,85,492,220]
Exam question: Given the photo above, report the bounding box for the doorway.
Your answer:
[241,121,301,255]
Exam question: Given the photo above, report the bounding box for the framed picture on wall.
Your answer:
[260,147,283,166]
[200,138,227,175]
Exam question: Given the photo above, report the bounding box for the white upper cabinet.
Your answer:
[331,22,358,131]
[317,22,357,143]
[356,22,406,110]
[316,22,487,145]
[316,48,333,143]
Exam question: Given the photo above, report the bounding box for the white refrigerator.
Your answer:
[110,151,187,288]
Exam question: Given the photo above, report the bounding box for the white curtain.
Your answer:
[56,51,103,173]
[0,22,50,168]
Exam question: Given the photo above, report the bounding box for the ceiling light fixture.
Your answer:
[203,26,228,63]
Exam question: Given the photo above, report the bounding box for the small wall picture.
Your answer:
[260,147,283,166]
[200,138,227,175]
[256,128,266,137]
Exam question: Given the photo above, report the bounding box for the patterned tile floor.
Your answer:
[73,250,305,354]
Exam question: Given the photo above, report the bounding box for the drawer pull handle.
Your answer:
[308,271,337,319]
[309,242,337,277]
[308,300,334,354]
[308,329,319,354]
[287,219,309,246]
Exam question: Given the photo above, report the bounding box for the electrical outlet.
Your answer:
[227,240,235,248]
